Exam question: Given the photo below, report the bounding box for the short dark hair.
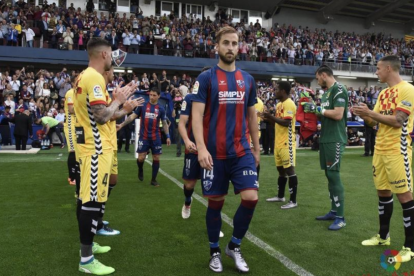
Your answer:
[380,55,401,71]
[277,81,291,95]
[201,66,211,72]
[86,38,111,56]
[150,87,160,95]
[316,65,333,76]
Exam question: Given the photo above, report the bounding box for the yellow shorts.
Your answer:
[373,153,413,194]
[274,147,296,168]
[79,152,113,204]
[111,150,118,175]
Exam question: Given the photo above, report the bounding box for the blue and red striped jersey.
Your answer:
[192,65,257,159]
[134,102,166,141]
[180,93,196,155]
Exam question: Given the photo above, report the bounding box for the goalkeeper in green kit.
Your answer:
[302,65,348,231]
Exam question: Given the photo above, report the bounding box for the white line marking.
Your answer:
[146,160,315,276]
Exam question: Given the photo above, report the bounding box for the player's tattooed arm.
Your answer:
[396,110,409,127]
[365,118,379,127]
[91,103,121,125]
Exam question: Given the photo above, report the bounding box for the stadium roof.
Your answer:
[189,0,414,28]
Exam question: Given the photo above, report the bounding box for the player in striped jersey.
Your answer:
[192,26,260,273]
[354,55,414,263]
[117,87,171,187]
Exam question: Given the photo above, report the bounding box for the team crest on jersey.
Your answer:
[193,81,199,94]
[68,97,72,102]
[203,180,213,191]
[236,80,245,89]
[181,100,187,111]
[93,85,103,98]
[185,168,191,176]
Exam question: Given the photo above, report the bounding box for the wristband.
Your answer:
[166,134,170,139]
[321,109,326,116]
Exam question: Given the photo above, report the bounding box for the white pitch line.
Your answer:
[145,160,315,276]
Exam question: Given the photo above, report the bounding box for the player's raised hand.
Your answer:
[112,83,128,104]
[198,148,213,171]
[353,103,370,117]
[122,97,145,113]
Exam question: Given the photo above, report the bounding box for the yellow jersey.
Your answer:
[73,67,112,157]
[255,98,264,138]
[106,90,118,151]
[64,89,77,152]
[274,98,296,149]
[374,81,414,155]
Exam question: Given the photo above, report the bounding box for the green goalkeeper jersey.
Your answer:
[320,82,348,144]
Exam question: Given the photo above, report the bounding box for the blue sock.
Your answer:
[206,199,224,251]
[152,160,159,181]
[230,199,258,249]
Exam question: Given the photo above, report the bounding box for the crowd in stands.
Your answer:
[0,0,414,71]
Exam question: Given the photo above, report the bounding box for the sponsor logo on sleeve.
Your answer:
[193,81,199,94]
[401,100,412,107]
[93,85,104,98]
[181,100,187,111]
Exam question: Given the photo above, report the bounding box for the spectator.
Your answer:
[7,23,18,46]
[34,116,65,148]
[130,29,140,54]
[9,109,32,150]
[122,28,131,52]
[4,95,16,115]
[347,128,361,146]
[178,80,189,97]
[39,16,48,45]
[22,25,35,47]
[311,124,321,151]
[63,27,74,50]
[159,70,170,92]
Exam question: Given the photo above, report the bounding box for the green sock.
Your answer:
[327,170,344,217]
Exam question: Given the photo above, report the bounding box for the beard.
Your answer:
[219,51,236,65]
[320,80,327,90]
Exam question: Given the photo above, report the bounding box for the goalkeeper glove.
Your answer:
[315,106,324,115]
[301,102,316,113]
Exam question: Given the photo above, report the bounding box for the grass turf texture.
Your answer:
[1,147,414,276]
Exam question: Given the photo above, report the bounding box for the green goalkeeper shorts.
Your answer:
[320,142,345,171]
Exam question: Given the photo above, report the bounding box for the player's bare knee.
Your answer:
[377,189,392,198]
[240,189,258,201]
[153,154,160,161]
[184,180,197,189]
[137,156,145,162]
[285,166,295,177]
[396,191,413,204]
[277,166,286,177]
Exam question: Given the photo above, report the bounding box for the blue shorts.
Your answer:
[182,153,201,180]
[137,138,162,155]
[201,154,258,197]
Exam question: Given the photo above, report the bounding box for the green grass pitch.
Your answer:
[1,146,414,276]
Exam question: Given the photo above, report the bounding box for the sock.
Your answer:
[78,202,102,256]
[256,164,260,181]
[137,159,143,172]
[76,199,82,222]
[402,200,414,250]
[75,161,80,197]
[378,196,393,240]
[231,199,258,249]
[207,199,224,254]
[108,185,115,197]
[152,160,160,181]
[183,186,194,206]
[326,170,344,217]
[288,174,298,203]
[97,203,105,230]
[277,176,287,198]
[80,244,93,260]
[67,152,77,181]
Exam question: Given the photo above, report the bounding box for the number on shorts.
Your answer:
[186,159,191,169]
[203,169,214,180]
[372,165,376,177]
[102,173,108,186]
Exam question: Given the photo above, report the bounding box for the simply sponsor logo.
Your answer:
[218,91,245,104]
[145,112,158,119]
